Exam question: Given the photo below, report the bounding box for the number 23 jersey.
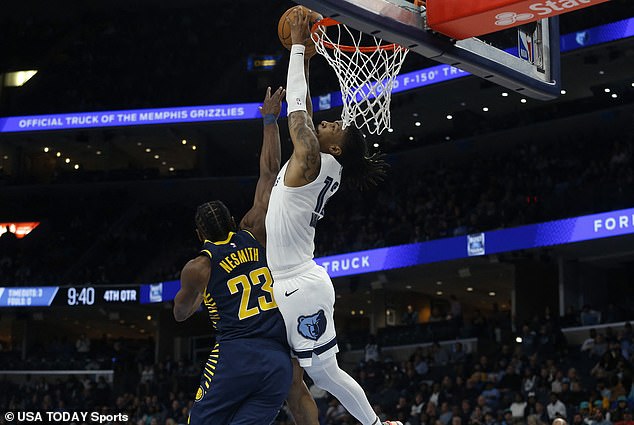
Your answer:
[265,153,342,274]
[199,230,287,345]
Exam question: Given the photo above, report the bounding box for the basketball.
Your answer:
[278,6,323,58]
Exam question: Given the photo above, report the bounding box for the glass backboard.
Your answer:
[295,0,561,100]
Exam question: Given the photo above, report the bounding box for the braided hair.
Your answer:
[195,200,236,242]
[338,126,388,191]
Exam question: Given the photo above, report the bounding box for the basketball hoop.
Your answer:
[311,18,409,135]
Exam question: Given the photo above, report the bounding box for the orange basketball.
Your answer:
[278,6,323,58]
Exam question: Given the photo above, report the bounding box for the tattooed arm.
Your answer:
[285,111,321,187]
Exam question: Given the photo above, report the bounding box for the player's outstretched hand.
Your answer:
[259,86,286,119]
[288,7,311,47]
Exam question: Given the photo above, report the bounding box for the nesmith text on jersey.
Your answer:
[320,256,370,273]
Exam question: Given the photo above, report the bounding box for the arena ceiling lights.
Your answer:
[3,70,38,87]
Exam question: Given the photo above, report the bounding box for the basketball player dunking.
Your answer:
[265,8,400,425]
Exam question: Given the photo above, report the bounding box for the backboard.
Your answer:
[294,0,562,100]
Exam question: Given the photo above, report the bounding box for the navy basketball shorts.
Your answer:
[272,263,339,368]
[189,338,292,425]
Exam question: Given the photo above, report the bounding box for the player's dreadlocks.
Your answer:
[337,126,388,191]
[195,200,236,242]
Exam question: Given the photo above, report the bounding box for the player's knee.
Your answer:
[304,365,330,389]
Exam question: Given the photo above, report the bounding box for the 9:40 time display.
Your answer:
[67,287,95,306]
[59,286,139,306]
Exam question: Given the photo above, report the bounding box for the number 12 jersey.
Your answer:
[265,153,342,275]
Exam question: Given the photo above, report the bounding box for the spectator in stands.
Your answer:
[547,392,568,420]
[592,334,609,359]
[429,382,447,408]
[581,306,602,326]
[551,371,565,394]
[430,307,445,323]
[613,397,630,422]
[589,408,612,425]
[604,304,621,324]
[483,411,497,425]
[439,402,453,425]
[499,365,522,394]
[459,400,473,424]
[411,392,426,422]
[563,306,580,327]
[403,305,419,326]
[578,402,591,421]
[525,393,539,418]
[450,342,467,365]
[471,310,488,339]
[365,334,381,362]
[615,410,634,425]
[522,370,539,396]
[481,383,501,412]
[617,329,632,360]
[75,334,90,354]
[0,226,18,259]
[396,396,410,419]
[414,353,430,376]
[449,295,463,324]
[432,343,450,367]
[510,393,527,419]
[537,324,556,358]
[470,405,485,425]
[500,410,513,425]
[520,325,538,356]
[560,376,578,399]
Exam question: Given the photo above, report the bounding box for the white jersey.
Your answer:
[266,152,342,274]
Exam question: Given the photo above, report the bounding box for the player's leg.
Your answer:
[229,344,292,425]
[190,343,245,425]
[301,267,401,425]
[304,354,381,425]
[286,358,319,425]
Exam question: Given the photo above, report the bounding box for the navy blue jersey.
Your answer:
[199,230,287,345]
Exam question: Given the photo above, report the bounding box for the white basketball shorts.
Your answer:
[271,262,339,367]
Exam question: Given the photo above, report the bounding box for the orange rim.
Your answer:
[311,18,401,53]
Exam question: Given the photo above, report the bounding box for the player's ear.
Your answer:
[231,216,237,231]
[195,228,204,242]
[328,144,342,156]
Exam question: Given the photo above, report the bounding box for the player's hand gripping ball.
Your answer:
[278,5,323,58]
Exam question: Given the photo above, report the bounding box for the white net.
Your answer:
[312,19,409,135]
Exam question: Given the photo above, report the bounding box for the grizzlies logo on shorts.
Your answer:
[297,309,327,341]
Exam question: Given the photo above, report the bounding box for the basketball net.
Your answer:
[312,19,409,135]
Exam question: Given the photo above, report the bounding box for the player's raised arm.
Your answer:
[239,86,284,246]
[173,256,209,321]
[285,8,321,188]
[304,43,316,126]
